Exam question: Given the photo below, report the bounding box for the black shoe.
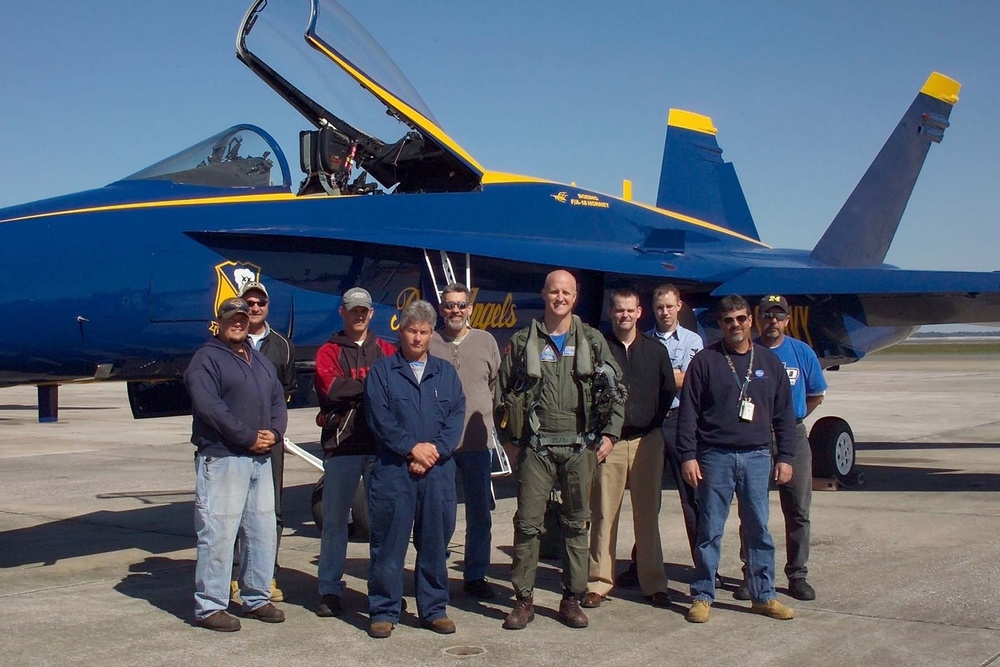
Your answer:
[463,578,496,599]
[244,602,285,623]
[644,591,672,608]
[715,573,725,589]
[197,610,240,632]
[788,578,816,601]
[614,564,640,588]
[733,583,751,601]
[316,593,342,617]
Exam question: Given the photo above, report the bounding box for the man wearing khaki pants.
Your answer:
[583,287,676,609]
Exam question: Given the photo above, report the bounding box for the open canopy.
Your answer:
[236,0,483,193]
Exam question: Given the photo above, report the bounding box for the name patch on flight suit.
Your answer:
[563,345,576,357]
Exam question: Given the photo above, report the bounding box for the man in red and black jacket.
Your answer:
[313,287,396,618]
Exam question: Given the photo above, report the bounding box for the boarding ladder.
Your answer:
[422,249,471,305]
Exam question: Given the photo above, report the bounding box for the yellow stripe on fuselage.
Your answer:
[0,192,302,224]
[920,72,960,106]
[479,176,769,247]
[307,36,485,176]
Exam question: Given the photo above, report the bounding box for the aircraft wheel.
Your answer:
[810,416,858,484]
[311,475,325,530]
[309,474,370,541]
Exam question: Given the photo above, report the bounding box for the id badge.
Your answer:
[738,399,755,422]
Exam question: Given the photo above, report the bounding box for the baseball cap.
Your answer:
[217,297,250,320]
[238,280,269,299]
[760,294,789,313]
[342,287,373,310]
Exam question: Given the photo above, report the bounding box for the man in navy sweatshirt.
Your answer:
[184,297,288,632]
[677,295,796,624]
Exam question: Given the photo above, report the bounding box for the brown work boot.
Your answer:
[197,610,241,632]
[558,595,589,628]
[502,595,535,630]
[244,602,285,623]
[270,578,285,603]
[686,599,711,623]
[368,620,394,639]
[423,616,457,634]
[751,598,794,620]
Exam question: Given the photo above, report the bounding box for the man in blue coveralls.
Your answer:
[363,300,466,639]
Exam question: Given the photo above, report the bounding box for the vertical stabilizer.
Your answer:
[656,109,760,241]
[810,73,960,267]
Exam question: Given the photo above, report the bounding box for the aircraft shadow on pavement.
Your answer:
[0,481,320,569]
[0,501,195,569]
[856,441,1000,492]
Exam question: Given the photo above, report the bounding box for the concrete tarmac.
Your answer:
[1,355,999,666]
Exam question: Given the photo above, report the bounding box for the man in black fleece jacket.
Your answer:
[584,287,675,609]
[678,295,795,624]
[185,297,288,632]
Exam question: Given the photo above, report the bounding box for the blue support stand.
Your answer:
[38,385,58,423]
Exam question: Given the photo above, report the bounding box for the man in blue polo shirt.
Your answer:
[754,294,828,601]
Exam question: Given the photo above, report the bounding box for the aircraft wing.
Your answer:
[185,227,697,281]
[713,266,1000,326]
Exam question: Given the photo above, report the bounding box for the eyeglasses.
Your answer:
[441,301,469,311]
[761,312,788,321]
[721,314,749,325]
[245,299,268,308]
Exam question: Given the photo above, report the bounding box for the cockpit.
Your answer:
[120,0,483,198]
[237,0,483,195]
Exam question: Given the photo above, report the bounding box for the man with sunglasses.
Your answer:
[232,280,297,603]
[429,283,502,600]
[677,295,796,623]
[738,294,827,602]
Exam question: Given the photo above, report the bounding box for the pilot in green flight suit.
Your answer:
[498,270,625,631]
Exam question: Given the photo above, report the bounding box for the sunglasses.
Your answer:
[721,314,749,325]
[761,312,788,321]
[245,299,268,308]
[442,301,469,311]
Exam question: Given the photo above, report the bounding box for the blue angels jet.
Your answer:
[0,0,995,484]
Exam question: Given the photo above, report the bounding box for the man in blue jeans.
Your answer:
[185,297,288,632]
[677,295,796,623]
[314,287,396,618]
[429,282,502,600]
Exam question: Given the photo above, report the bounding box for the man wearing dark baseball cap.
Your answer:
[733,294,828,603]
[233,280,297,604]
[184,295,288,631]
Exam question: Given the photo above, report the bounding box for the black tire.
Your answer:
[809,416,857,483]
[309,473,370,541]
[350,481,370,541]
[311,475,325,529]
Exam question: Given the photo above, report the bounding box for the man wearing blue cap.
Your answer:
[185,297,288,632]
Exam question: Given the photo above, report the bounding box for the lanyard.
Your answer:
[724,344,754,401]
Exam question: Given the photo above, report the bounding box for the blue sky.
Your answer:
[1,0,998,272]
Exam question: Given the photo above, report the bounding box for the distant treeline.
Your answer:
[911,331,1000,339]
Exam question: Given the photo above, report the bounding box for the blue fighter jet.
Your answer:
[0,0,995,484]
